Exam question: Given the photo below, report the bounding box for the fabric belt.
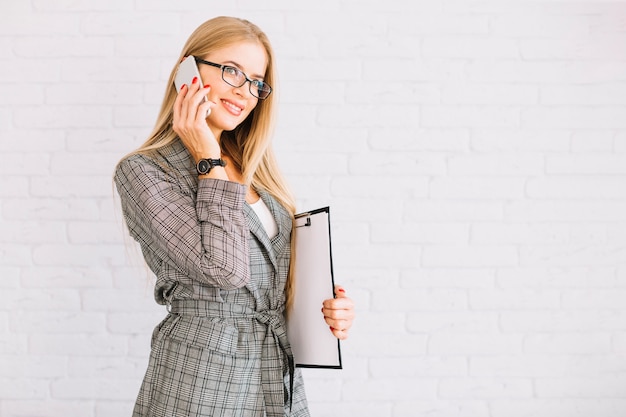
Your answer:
[169,299,294,417]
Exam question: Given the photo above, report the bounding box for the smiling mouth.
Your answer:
[221,99,243,115]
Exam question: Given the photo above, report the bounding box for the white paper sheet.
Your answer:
[286,207,342,368]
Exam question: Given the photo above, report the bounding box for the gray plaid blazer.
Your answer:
[114,139,309,417]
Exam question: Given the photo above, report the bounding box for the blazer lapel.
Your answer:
[244,200,279,272]
[260,190,291,259]
[244,190,292,273]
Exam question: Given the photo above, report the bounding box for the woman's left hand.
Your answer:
[322,285,355,340]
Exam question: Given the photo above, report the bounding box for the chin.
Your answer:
[210,118,240,133]
[223,123,242,133]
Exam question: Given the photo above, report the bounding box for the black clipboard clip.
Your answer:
[295,215,311,228]
[295,207,329,228]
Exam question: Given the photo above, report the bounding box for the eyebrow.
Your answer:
[223,60,265,80]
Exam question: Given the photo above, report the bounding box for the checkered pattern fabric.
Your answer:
[114,139,310,417]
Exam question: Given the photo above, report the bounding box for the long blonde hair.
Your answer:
[120,16,297,311]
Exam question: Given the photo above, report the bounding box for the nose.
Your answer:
[232,81,253,99]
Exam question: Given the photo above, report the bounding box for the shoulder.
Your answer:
[114,140,193,186]
[114,152,160,187]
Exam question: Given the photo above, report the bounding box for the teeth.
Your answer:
[223,100,242,112]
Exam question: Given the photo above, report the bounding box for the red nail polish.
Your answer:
[330,326,335,331]
[337,288,345,293]
[204,84,210,89]
[192,77,198,84]
[180,84,187,91]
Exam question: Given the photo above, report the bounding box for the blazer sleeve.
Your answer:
[114,154,250,290]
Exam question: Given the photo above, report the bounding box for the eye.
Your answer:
[223,66,239,76]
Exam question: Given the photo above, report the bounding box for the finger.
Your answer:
[187,84,213,123]
[182,77,202,123]
[187,76,201,94]
[198,101,214,120]
[322,296,354,310]
[329,326,349,340]
[322,300,355,316]
[328,309,353,326]
[322,312,354,328]
[334,285,347,298]
[325,316,353,331]
[321,304,355,327]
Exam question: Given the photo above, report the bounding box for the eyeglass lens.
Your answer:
[222,66,270,99]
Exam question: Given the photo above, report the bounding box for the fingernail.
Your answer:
[180,84,187,91]
[330,326,336,331]
[203,84,210,89]
[192,77,198,84]
[337,288,345,293]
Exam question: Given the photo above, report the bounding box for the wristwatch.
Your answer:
[196,158,226,175]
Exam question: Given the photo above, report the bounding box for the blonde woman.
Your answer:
[113,16,354,417]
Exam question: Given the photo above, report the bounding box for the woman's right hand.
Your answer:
[172,77,219,163]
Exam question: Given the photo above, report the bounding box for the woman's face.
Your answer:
[198,41,268,136]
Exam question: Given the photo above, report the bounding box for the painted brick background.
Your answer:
[2,1,626,416]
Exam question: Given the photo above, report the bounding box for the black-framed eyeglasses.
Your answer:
[194,57,272,100]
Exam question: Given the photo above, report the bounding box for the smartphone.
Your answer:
[174,55,206,102]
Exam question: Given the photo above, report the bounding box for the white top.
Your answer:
[250,198,278,239]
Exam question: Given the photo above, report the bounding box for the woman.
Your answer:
[113,16,354,417]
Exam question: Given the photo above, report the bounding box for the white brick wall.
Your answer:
[2,1,626,416]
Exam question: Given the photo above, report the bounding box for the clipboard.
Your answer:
[287,206,342,369]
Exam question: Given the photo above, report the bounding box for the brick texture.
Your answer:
[2,1,626,416]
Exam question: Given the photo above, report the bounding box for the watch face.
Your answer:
[197,159,210,174]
